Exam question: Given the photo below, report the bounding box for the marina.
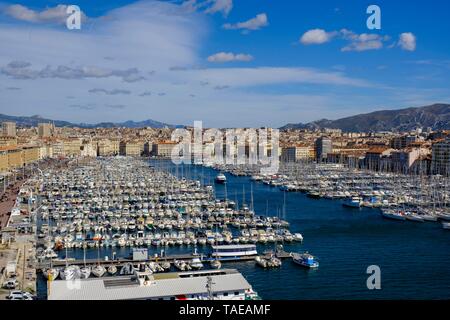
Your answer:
[208,162,450,223]
[2,156,449,300]
[24,158,448,299]
[30,157,307,299]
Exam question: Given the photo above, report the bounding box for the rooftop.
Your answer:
[48,269,252,300]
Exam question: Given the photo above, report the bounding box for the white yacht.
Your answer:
[190,257,204,270]
[60,265,81,280]
[215,173,227,184]
[381,209,406,221]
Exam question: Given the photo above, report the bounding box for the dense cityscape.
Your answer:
[1,120,449,177]
[0,117,449,300]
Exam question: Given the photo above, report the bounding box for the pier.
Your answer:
[37,250,294,271]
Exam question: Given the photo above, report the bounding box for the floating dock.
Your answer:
[37,250,293,271]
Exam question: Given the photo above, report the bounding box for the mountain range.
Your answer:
[280,103,450,132]
[0,114,180,129]
[1,103,449,131]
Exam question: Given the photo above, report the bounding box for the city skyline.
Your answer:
[1,0,449,128]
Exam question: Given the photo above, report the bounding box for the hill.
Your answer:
[281,103,450,132]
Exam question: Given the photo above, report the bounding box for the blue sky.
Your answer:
[0,0,449,127]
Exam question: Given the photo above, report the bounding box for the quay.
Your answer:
[37,250,294,271]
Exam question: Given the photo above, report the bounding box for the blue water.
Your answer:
[37,160,450,300]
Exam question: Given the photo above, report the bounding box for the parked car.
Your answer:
[3,278,18,289]
[22,292,36,300]
[6,291,24,300]
[6,290,35,300]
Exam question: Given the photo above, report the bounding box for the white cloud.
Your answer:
[0,1,206,70]
[3,4,87,24]
[204,0,233,16]
[88,89,131,95]
[300,29,336,45]
[0,1,379,127]
[341,39,383,52]
[1,62,146,82]
[340,29,387,52]
[207,52,253,62]
[341,40,382,52]
[181,0,233,16]
[398,32,416,51]
[170,67,370,88]
[222,13,268,32]
[299,28,390,52]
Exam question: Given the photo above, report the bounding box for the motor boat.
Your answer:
[107,265,117,275]
[119,263,135,275]
[210,259,221,269]
[381,209,406,221]
[80,266,91,279]
[215,173,226,184]
[43,268,59,280]
[60,265,81,280]
[291,253,319,269]
[92,265,106,277]
[342,196,361,208]
[190,257,204,270]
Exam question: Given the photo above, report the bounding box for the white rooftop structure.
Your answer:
[48,269,257,300]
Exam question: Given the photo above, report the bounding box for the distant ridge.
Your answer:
[280,103,450,132]
[0,114,182,129]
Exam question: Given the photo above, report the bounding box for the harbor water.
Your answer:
[38,159,450,300]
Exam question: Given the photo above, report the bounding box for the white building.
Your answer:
[48,269,259,300]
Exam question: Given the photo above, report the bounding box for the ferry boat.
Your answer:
[211,244,257,259]
[291,253,319,269]
[215,173,227,184]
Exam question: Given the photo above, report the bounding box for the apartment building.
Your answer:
[431,138,450,175]
[2,122,16,137]
[315,137,332,161]
[38,123,53,138]
[151,140,177,157]
[0,136,17,146]
[22,146,40,165]
[119,141,142,156]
